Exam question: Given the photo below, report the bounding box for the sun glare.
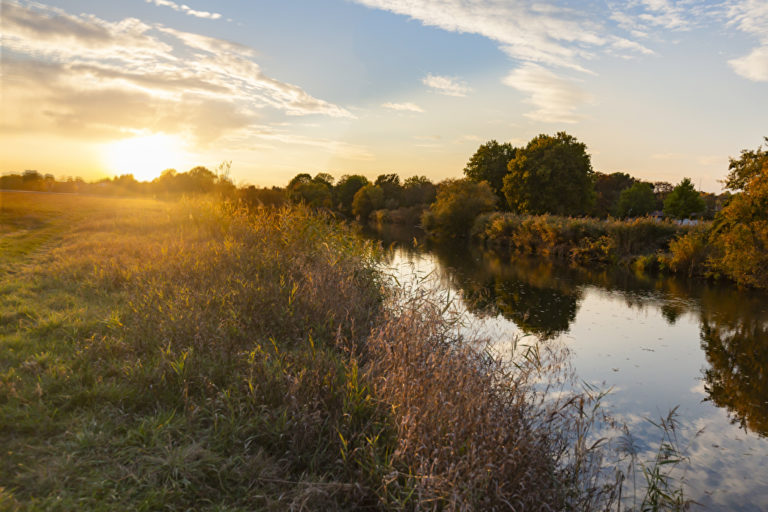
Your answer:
[103,134,186,182]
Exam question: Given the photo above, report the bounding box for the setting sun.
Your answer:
[102,134,186,181]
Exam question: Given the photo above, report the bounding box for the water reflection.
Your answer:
[700,291,768,436]
[431,246,582,340]
[368,226,768,441]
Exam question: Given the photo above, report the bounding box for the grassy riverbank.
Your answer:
[472,212,708,272]
[1,191,688,510]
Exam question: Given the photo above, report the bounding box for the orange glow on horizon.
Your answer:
[102,134,187,182]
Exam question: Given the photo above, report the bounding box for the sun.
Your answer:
[103,133,186,182]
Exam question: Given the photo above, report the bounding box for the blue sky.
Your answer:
[1,0,766,191]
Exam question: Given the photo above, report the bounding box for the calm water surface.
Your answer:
[373,229,768,511]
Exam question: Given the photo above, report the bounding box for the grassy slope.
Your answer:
[0,192,394,510]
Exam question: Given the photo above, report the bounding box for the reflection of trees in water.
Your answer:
[493,278,581,339]
[430,244,583,340]
[382,237,768,434]
[699,291,768,437]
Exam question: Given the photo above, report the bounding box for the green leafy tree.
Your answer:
[287,173,312,189]
[663,178,705,219]
[421,179,497,237]
[335,174,370,215]
[593,172,636,217]
[351,184,384,221]
[502,132,595,216]
[288,172,333,207]
[402,175,436,206]
[615,182,656,218]
[724,136,768,192]
[463,140,516,206]
[375,173,403,209]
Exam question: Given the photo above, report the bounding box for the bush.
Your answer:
[422,179,497,238]
[662,229,711,277]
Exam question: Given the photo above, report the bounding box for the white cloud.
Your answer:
[729,46,768,81]
[1,2,352,144]
[726,0,768,81]
[352,0,658,123]
[382,102,425,113]
[502,63,591,123]
[422,74,471,97]
[352,0,609,72]
[145,0,222,20]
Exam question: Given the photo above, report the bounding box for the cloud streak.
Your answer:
[422,74,471,97]
[503,64,591,123]
[726,0,768,81]
[352,0,657,122]
[1,2,352,145]
[382,102,425,113]
[351,0,655,73]
[145,0,222,20]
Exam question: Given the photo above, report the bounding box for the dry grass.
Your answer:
[1,192,686,510]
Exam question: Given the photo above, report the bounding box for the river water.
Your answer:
[372,229,768,511]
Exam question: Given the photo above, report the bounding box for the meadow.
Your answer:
[1,191,688,510]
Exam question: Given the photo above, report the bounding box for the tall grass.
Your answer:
[474,212,689,267]
[1,192,689,510]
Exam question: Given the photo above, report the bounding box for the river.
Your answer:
[371,227,768,511]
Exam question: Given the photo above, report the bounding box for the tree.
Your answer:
[463,140,516,206]
[335,174,369,215]
[663,178,705,219]
[592,172,636,217]
[615,182,656,218]
[287,173,312,189]
[351,184,384,221]
[288,172,333,207]
[375,173,403,209]
[709,163,768,288]
[421,179,497,237]
[401,175,436,207]
[724,136,768,192]
[502,132,595,216]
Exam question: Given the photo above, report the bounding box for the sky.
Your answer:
[1,0,767,191]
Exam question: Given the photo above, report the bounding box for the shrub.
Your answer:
[663,229,711,277]
[422,179,497,238]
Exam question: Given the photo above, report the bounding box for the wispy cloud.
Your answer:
[145,0,222,20]
[726,0,768,81]
[1,2,352,144]
[382,102,425,113]
[422,74,470,97]
[351,0,613,72]
[502,64,591,123]
[353,0,657,123]
[251,128,374,161]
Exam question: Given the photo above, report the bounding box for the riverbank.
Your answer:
[2,192,649,510]
[474,211,691,263]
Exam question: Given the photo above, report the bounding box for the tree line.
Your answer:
[0,164,237,199]
[462,132,727,220]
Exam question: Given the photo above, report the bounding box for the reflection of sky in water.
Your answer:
[381,247,768,511]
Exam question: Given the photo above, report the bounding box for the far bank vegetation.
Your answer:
[3,136,766,288]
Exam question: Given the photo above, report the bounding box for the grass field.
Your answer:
[0,191,688,510]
